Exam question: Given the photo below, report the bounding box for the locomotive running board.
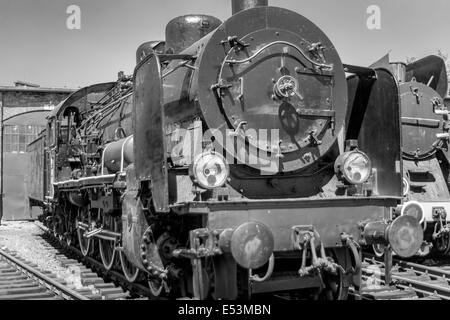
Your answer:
[54,174,116,190]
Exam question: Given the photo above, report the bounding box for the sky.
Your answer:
[0,0,449,88]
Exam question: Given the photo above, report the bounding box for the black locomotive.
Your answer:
[28,0,422,299]
[370,55,450,257]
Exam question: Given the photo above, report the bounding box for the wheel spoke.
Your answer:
[99,213,118,270]
[77,226,91,256]
[119,251,139,282]
[76,208,92,257]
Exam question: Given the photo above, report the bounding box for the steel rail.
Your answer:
[362,256,450,300]
[365,254,450,279]
[0,248,89,300]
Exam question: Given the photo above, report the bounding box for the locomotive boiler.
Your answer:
[31,0,423,299]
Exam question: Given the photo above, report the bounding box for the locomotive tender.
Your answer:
[29,0,423,299]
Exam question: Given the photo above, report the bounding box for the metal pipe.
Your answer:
[232,0,268,15]
[0,93,3,225]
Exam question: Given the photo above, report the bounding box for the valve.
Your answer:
[308,131,322,147]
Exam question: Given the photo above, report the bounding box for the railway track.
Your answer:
[359,254,450,300]
[0,247,89,300]
[35,221,153,299]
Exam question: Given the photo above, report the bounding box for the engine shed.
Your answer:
[0,84,73,222]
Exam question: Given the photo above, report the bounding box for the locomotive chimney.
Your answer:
[232,0,268,15]
[390,62,407,83]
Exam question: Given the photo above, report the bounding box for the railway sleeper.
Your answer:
[361,287,418,300]
[93,282,117,289]
[103,292,130,300]
[81,277,105,286]
[0,292,57,300]
[0,274,28,281]
[0,285,48,296]
[0,271,22,277]
[98,287,127,296]
[0,281,41,290]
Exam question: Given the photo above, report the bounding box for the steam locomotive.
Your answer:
[28,0,423,299]
[370,55,450,257]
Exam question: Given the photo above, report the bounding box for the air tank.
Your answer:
[103,136,134,173]
[165,15,222,54]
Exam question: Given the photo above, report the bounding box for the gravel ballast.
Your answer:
[0,220,85,289]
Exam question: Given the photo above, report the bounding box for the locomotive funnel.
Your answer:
[232,0,268,14]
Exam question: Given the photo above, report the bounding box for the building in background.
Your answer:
[0,84,73,222]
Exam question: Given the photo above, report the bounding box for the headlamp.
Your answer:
[191,151,229,189]
[334,150,372,184]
